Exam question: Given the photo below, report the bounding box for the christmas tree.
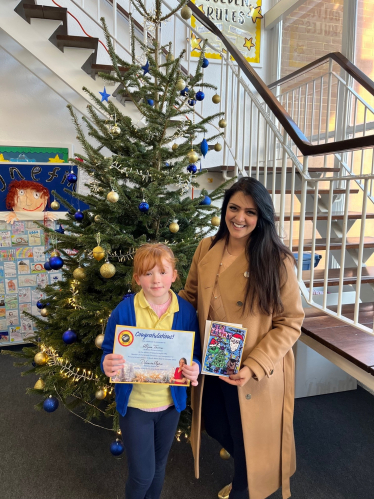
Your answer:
[5,0,231,443]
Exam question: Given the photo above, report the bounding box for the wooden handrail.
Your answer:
[188,1,374,157]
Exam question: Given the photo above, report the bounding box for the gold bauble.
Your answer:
[100,262,116,278]
[176,78,186,91]
[110,124,121,136]
[107,191,119,203]
[172,143,179,151]
[220,448,231,460]
[218,119,227,128]
[50,250,60,257]
[169,221,179,234]
[94,215,102,222]
[212,94,221,104]
[51,200,60,210]
[34,352,48,366]
[187,150,199,163]
[73,267,86,280]
[93,246,105,261]
[214,143,222,152]
[34,378,45,390]
[167,53,174,62]
[95,389,107,400]
[211,216,221,227]
[95,334,105,349]
[180,5,192,20]
[40,308,49,317]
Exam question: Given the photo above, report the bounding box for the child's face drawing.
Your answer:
[13,188,48,212]
[134,257,177,305]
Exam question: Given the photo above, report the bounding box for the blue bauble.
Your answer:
[200,195,211,206]
[36,301,44,310]
[200,138,209,158]
[49,256,64,270]
[74,211,84,222]
[43,396,59,413]
[196,91,205,101]
[180,87,189,96]
[44,261,52,271]
[165,162,170,167]
[188,99,196,107]
[67,173,77,184]
[202,58,209,68]
[138,201,149,213]
[147,99,154,106]
[110,439,125,456]
[123,292,134,300]
[62,329,77,345]
[187,164,197,174]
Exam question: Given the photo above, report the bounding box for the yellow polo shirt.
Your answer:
[127,289,179,409]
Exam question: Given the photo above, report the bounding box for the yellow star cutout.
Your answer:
[48,154,65,163]
[198,4,205,14]
[190,33,202,51]
[243,37,255,51]
[251,6,263,23]
[0,154,10,162]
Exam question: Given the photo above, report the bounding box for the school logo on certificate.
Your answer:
[118,329,134,347]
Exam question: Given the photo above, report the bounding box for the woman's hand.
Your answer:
[219,366,253,387]
[103,354,125,377]
[182,361,200,386]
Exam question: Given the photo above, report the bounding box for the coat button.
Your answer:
[237,301,243,307]
[269,369,274,375]
[245,394,251,400]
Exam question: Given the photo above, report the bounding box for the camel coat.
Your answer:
[179,237,304,499]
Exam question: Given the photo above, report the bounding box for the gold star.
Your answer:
[48,154,65,163]
[0,154,10,162]
[243,37,255,51]
[190,33,202,51]
[251,6,263,23]
[198,4,205,14]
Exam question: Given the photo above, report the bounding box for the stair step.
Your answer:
[304,302,374,319]
[23,4,67,23]
[207,165,341,173]
[271,188,359,195]
[56,34,98,51]
[91,64,129,78]
[303,266,374,287]
[287,236,374,251]
[276,211,374,222]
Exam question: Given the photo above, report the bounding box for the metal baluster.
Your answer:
[322,183,334,310]
[234,70,241,177]
[303,83,308,137]
[297,157,309,281]
[271,133,277,203]
[354,179,369,324]
[113,0,117,51]
[288,163,295,252]
[222,51,229,170]
[350,96,357,173]
[279,129,288,241]
[324,60,333,168]
[263,121,268,188]
[318,76,323,144]
[360,107,367,176]
[173,14,176,58]
[337,181,351,316]
[248,99,253,177]
[334,79,341,143]
[256,111,261,180]
[97,0,100,21]
[242,91,247,175]
[310,80,316,143]
[309,181,319,302]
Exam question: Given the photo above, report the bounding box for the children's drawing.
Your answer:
[2,180,54,224]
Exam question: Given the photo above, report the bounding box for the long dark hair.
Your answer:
[210,177,296,316]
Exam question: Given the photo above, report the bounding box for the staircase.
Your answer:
[3,0,374,395]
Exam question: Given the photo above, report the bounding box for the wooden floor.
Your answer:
[302,304,374,375]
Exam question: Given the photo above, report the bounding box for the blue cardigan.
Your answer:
[100,294,201,416]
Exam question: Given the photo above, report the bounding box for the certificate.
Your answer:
[111,325,195,385]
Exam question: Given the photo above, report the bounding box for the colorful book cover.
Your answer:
[202,321,247,377]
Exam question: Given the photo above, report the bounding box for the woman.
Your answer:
[171,358,188,384]
[179,177,304,499]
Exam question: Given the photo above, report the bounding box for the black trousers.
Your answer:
[202,375,249,496]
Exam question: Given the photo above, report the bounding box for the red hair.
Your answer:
[6,180,50,210]
[133,243,177,277]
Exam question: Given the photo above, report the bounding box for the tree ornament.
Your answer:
[50,250,60,257]
[214,143,222,151]
[34,352,48,365]
[211,215,221,227]
[93,246,105,261]
[188,99,196,107]
[40,308,49,317]
[110,124,121,136]
[55,224,65,234]
[36,301,44,310]
[196,91,205,101]
[44,261,52,271]
[43,395,59,413]
[167,53,174,62]
[187,164,197,174]
[200,196,211,206]
[100,262,116,278]
[202,57,209,68]
[147,99,154,106]
[176,78,185,91]
[200,138,209,158]
[187,150,199,163]
[51,200,60,210]
[212,94,221,104]
[62,329,77,344]
[141,60,150,75]
[165,162,170,167]
[107,191,119,203]
[180,5,192,20]
[67,172,78,184]
[34,378,45,390]
[95,334,105,348]
[74,211,84,222]
[138,200,149,213]
[49,256,64,270]
[110,439,125,456]
[73,267,86,281]
[219,119,227,128]
[220,448,231,460]
[94,215,102,222]
[172,143,179,151]
[99,87,111,102]
[95,388,107,400]
[169,220,179,233]
[180,87,189,97]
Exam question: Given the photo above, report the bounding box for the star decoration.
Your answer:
[99,87,111,102]
[190,33,202,51]
[142,60,150,75]
[251,6,263,23]
[243,37,255,51]
[198,4,205,14]
[48,154,65,163]
[0,154,9,162]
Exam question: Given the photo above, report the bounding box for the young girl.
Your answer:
[101,243,201,499]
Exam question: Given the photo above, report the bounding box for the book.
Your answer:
[202,321,247,377]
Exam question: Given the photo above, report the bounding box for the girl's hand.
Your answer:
[182,361,200,386]
[219,366,253,387]
[103,354,125,377]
